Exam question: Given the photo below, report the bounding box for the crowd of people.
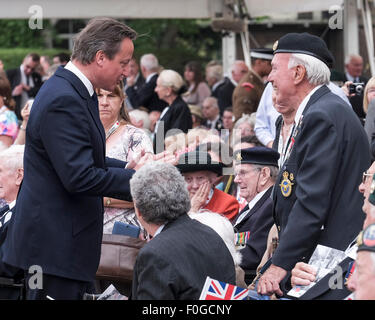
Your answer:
[0,17,375,300]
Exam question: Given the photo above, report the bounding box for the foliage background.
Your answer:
[0,18,222,74]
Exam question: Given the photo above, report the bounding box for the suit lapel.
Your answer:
[302,85,331,116]
[235,187,272,229]
[55,67,106,147]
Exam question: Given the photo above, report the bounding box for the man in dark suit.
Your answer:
[257,33,370,297]
[202,96,223,132]
[123,57,144,110]
[233,147,279,284]
[0,146,25,299]
[331,54,368,122]
[125,53,167,113]
[2,18,142,300]
[6,53,43,120]
[130,162,236,299]
[205,62,234,114]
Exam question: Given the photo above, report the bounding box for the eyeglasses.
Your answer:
[362,171,373,184]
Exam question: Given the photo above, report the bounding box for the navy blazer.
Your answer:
[131,214,236,300]
[212,77,235,115]
[271,85,370,271]
[233,187,274,272]
[154,95,192,153]
[3,66,135,282]
[125,73,167,112]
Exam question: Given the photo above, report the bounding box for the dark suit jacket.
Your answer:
[0,205,21,279]
[131,214,236,300]
[125,73,167,112]
[330,71,368,120]
[212,77,235,115]
[5,67,43,119]
[3,66,135,282]
[154,95,192,153]
[233,187,274,272]
[271,85,370,271]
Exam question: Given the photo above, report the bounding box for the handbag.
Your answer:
[96,234,146,283]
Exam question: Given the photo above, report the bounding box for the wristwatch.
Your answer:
[357,223,375,253]
[106,198,111,206]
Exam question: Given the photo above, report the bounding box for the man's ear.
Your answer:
[294,65,306,84]
[95,50,106,67]
[15,168,24,186]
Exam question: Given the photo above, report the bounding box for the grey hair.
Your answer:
[71,17,137,65]
[130,162,191,225]
[189,210,242,266]
[345,54,362,65]
[140,53,159,72]
[158,69,185,94]
[288,53,330,86]
[0,145,24,171]
[206,65,223,80]
[129,109,151,130]
[234,112,256,130]
[203,96,219,110]
[252,164,279,183]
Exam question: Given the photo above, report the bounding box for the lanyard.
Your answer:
[106,121,120,140]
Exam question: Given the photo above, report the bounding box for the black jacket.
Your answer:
[6,67,43,119]
[125,73,167,112]
[132,214,236,299]
[272,85,370,271]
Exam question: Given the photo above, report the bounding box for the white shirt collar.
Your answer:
[234,188,268,226]
[64,61,94,97]
[146,72,157,83]
[294,84,323,126]
[153,224,165,237]
[9,200,16,210]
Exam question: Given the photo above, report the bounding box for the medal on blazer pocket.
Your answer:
[280,171,294,197]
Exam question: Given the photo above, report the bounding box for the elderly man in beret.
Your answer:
[176,150,239,221]
[233,147,279,284]
[257,32,370,296]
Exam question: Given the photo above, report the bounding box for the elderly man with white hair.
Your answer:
[0,145,24,299]
[125,53,167,113]
[257,32,370,296]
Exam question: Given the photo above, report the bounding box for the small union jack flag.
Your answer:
[199,276,249,300]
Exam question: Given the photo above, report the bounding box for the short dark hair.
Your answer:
[26,53,40,63]
[55,52,70,64]
[71,17,137,65]
[223,107,233,113]
[240,135,264,147]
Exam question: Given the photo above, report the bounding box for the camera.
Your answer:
[349,82,365,95]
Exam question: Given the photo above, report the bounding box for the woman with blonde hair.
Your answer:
[154,69,192,152]
[363,77,375,150]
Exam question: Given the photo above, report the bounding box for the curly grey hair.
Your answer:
[130,162,191,225]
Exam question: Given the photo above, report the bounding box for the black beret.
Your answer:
[250,48,273,61]
[233,146,279,167]
[176,151,224,176]
[273,32,334,68]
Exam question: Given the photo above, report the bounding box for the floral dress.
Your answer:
[0,106,18,141]
[103,124,153,234]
